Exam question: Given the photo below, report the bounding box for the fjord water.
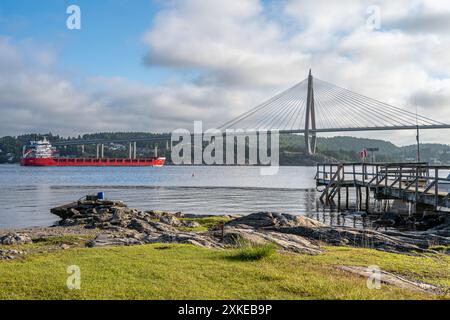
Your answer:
[0,164,319,229]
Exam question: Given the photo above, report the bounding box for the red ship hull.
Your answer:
[21,157,166,167]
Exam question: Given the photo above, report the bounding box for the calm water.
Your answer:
[0,164,322,229]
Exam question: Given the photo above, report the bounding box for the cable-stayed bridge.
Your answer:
[54,70,450,158]
[219,70,450,154]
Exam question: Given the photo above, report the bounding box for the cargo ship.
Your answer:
[21,138,166,167]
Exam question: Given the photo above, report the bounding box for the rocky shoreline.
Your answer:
[1,197,449,261]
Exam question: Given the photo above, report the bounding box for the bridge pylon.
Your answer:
[304,69,317,154]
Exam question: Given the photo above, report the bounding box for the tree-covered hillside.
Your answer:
[1,132,449,165]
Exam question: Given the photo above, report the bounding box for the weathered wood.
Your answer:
[315,163,450,210]
[345,186,349,210]
[365,187,369,211]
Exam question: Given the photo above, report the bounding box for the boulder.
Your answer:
[0,233,32,245]
[109,207,133,226]
[69,208,82,217]
[93,213,113,223]
[145,210,163,219]
[160,215,182,227]
[148,221,178,233]
[181,220,202,228]
[128,218,157,233]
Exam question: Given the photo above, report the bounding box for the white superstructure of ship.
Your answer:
[22,138,56,159]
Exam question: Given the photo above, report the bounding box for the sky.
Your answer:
[0,0,449,146]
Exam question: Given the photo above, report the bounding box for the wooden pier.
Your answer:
[315,162,450,212]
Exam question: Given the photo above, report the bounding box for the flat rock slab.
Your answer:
[86,234,143,247]
[48,202,449,255]
[226,212,324,229]
[276,226,443,254]
[338,266,443,295]
[222,227,323,255]
[227,212,450,254]
[87,232,224,249]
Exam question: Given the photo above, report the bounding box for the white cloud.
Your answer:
[140,0,450,144]
[0,37,236,136]
[1,0,450,146]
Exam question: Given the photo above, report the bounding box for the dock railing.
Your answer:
[315,162,450,210]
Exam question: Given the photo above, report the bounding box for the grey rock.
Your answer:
[181,220,201,228]
[69,208,81,216]
[93,214,113,223]
[128,218,157,233]
[50,198,450,255]
[277,225,437,254]
[160,215,182,227]
[59,218,75,226]
[0,233,32,245]
[60,217,93,227]
[339,266,442,294]
[97,207,111,215]
[145,210,163,219]
[109,207,132,226]
[226,212,324,229]
[87,234,143,247]
[142,232,223,249]
[222,227,322,255]
[0,248,24,260]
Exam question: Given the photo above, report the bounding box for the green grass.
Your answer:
[0,242,448,300]
[230,243,276,261]
[316,247,450,289]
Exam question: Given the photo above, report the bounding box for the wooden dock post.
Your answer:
[365,186,369,212]
[355,187,360,211]
[435,167,439,210]
[358,187,362,211]
[337,188,341,211]
[345,186,349,210]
